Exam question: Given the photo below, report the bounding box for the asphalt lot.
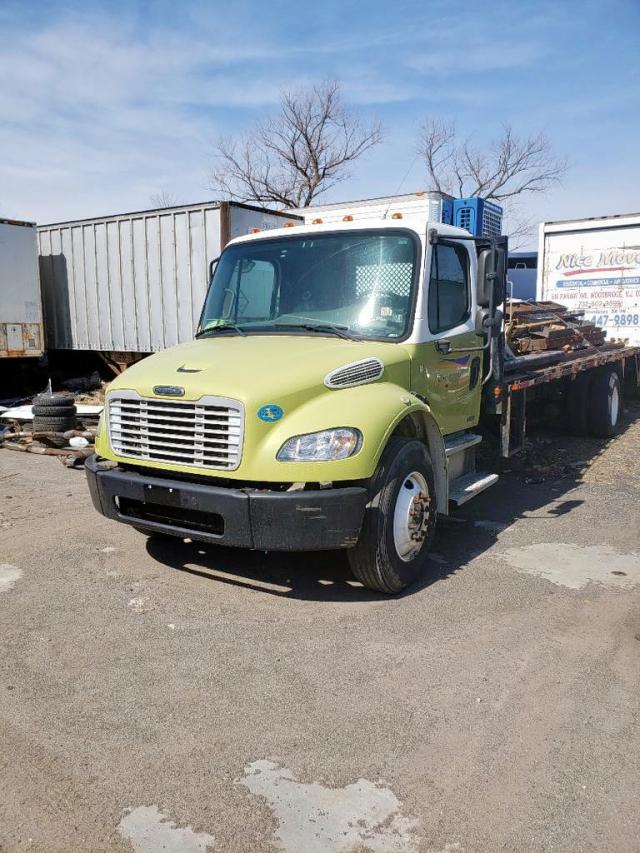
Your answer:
[1,408,639,852]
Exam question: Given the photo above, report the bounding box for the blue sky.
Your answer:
[1,0,639,246]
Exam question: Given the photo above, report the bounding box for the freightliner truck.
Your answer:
[86,193,640,593]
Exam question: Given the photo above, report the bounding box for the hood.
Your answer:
[108,334,410,410]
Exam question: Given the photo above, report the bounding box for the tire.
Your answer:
[32,404,78,418]
[588,369,622,438]
[347,438,437,594]
[34,394,75,408]
[566,372,592,435]
[33,415,77,433]
[624,357,640,400]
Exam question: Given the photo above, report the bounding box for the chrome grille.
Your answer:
[107,391,243,470]
[324,358,384,389]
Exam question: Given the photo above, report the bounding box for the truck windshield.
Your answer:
[199,229,418,340]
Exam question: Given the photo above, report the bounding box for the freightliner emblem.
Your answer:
[153,385,185,397]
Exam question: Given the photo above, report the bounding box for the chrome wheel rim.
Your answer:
[610,382,620,426]
[393,471,431,562]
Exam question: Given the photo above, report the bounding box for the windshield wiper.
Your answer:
[270,322,358,341]
[196,322,247,338]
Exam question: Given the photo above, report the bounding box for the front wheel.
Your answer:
[348,438,437,594]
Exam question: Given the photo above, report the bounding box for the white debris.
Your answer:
[69,435,89,448]
[128,597,146,613]
[0,404,103,421]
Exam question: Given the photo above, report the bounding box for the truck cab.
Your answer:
[87,192,506,593]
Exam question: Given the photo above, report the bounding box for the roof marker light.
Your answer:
[249,227,261,233]
[391,212,403,219]
[342,215,353,221]
[283,222,295,228]
[312,218,323,224]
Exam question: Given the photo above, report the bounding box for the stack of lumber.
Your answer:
[507,300,608,357]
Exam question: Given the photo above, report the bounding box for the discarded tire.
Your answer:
[33,414,77,433]
[32,404,77,418]
[33,393,75,409]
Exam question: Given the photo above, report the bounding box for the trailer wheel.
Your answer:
[566,372,592,435]
[347,438,436,594]
[588,369,622,438]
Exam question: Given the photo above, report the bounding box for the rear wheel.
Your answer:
[348,438,437,594]
[566,372,592,435]
[588,368,621,438]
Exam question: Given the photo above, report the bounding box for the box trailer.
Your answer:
[0,218,44,358]
[537,212,640,346]
[37,201,300,359]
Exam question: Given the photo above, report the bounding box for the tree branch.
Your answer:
[209,80,383,208]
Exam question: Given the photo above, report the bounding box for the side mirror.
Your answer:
[477,247,506,308]
[475,306,504,337]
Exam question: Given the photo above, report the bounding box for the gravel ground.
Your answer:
[1,408,639,853]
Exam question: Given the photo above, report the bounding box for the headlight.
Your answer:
[277,428,362,462]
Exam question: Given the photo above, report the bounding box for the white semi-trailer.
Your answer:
[537,212,640,346]
[37,201,299,366]
[0,217,44,359]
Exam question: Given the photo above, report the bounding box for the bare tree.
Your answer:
[210,81,383,208]
[419,119,567,201]
[418,120,568,247]
[150,190,180,209]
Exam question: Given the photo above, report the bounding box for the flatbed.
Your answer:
[497,343,640,455]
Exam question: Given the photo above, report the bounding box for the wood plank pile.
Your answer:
[507,300,607,357]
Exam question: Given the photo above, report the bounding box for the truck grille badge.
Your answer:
[153,385,185,397]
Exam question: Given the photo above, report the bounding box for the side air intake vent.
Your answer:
[324,357,384,389]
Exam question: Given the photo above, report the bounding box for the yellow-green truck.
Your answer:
[86,192,640,593]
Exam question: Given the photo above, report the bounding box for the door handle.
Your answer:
[436,340,452,355]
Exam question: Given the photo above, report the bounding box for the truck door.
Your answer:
[412,239,483,435]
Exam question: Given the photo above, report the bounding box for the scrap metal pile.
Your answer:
[504,300,624,373]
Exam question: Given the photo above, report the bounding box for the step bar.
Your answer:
[449,472,499,506]
[444,432,483,457]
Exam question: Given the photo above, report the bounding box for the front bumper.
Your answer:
[85,455,368,550]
